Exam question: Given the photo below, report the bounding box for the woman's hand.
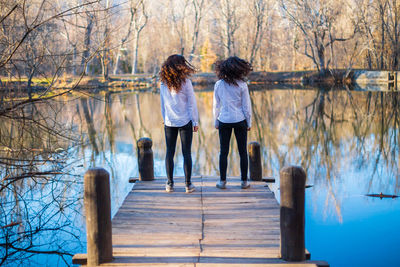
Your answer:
[247,127,251,131]
[215,126,219,130]
[193,126,199,132]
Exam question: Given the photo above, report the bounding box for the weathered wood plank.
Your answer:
[74,176,324,266]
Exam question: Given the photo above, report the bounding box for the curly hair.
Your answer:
[160,54,195,91]
[215,56,253,86]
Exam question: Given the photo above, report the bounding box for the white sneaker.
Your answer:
[166,183,174,193]
[216,180,227,189]
[185,184,196,193]
[241,180,250,189]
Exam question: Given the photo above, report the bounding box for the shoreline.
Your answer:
[1,70,398,95]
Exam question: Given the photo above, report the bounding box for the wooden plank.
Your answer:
[72,254,87,265]
[112,247,200,257]
[197,256,317,265]
[197,264,318,267]
[74,176,325,266]
[199,250,280,258]
[197,176,283,264]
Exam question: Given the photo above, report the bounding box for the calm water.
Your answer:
[1,87,399,266]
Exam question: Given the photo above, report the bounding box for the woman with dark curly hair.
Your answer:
[213,56,253,189]
[160,54,199,193]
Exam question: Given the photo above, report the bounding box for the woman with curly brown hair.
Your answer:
[213,56,253,189]
[160,54,199,193]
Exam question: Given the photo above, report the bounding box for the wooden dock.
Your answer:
[74,176,328,266]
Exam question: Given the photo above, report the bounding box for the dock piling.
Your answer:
[84,168,113,266]
[137,137,154,181]
[279,166,306,261]
[248,141,262,181]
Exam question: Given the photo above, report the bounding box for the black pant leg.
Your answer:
[218,121,232,181]
[179,121,193,186]
[164,125,179,186]
[234,120,248,181]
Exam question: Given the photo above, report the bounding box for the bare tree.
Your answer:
[281,0,357,74]
[377,0,388,69]
[384,0,400,69]
[188,0,207,61]
[113,1,136,74]
[216,0,241,57]
[353,0,379,69]
[169,0,190,56]
[100,0,112,80]
[248,0,271,65]
[81,12,95,75]
[0,1,121,265]
[131,0,148,74]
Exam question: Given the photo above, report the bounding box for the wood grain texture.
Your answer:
[74,176,328,266]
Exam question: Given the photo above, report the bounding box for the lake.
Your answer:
[1,87,399,266]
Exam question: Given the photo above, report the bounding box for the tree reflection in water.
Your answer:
[1,88,399,266]
[0,96,85,266]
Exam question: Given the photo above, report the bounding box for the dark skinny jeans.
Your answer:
[164,121,193,186]
[218,120,248,181]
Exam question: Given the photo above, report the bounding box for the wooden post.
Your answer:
[280,166,306,261]
[248,141,262,181]
[137,137,154,181]
[84,168,113,266]
[388,72,393,82]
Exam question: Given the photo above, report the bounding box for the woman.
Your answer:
[213,56,252,189]
[160,54,199,193]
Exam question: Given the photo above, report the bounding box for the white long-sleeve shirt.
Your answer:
[160,79,199,127]
[213,79,252,128]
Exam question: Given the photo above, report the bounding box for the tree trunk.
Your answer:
[132,32,139,75]
[102,0,110,80]
[380,4,385,70]
[188,0,203,62]
[317,43,326,75]
[27,69,35,100]
[101,56,109,80]
[113,48,121,75]
[393,0,399,70]
[73,45,77,76]
[81,15,93,75]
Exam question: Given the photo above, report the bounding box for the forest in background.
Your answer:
[1,0,400,85]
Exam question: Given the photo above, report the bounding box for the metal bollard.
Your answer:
[84,168,113,266]
[248,141,262,181]
[279,166,306,261]
[137,137,154,181]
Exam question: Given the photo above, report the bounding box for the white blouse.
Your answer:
[160,79,199,127]
[213,79,252,127]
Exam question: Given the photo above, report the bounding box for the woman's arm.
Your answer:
[186,79,199,130]
[213,82,221,129]
[241,82,252,129]
[160,85,165,123]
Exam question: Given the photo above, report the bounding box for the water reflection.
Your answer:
[1,88,400,266]
[0,97,85,266]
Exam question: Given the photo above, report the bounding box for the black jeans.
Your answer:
[218,120,248,181]
[164,121,193,186]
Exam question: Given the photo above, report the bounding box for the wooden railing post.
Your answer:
[248,141,262,181]
[137,137,154,181]
[84,168,113,266]
[279,166,306,261]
